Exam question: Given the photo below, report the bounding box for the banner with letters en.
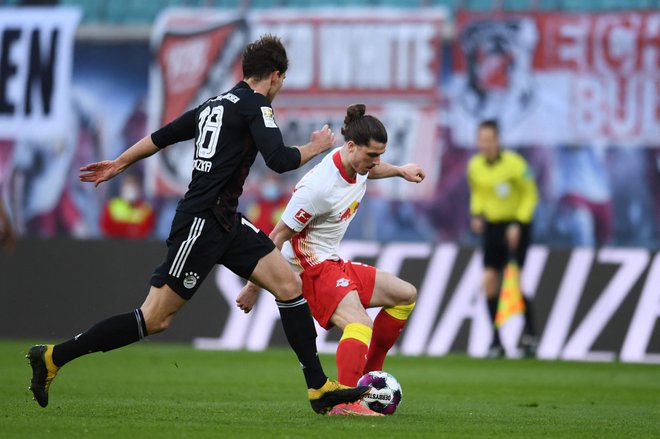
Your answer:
[0,8,80,141]
[147,8,445,201]
[448,11,660,148]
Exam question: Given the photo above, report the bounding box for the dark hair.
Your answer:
[242,34,288,81]
[341,104,388,146]
[478,119,499,135]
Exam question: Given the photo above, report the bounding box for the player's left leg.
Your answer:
[28,284,185,407]
[363,270,416,374]
[249,250,369,413]
[250,248,328,390]
[514,223,539,357]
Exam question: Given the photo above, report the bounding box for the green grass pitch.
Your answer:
[1,339,658,438]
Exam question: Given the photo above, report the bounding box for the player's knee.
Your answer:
[353,310,373,328]
[482,272,499,298]
[273,273,302,301]
[145,314,173,335]
[396,281,416,306]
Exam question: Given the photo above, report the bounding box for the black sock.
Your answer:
[276,295,327,390]
[52,309,148,367]
[487,296,501,347]
[522,295,536,336]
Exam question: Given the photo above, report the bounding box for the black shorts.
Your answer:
[151,210,275,300]
[483,221,531,270]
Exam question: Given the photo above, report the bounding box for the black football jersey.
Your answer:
[151,81,301,227]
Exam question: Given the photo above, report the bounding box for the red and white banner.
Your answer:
[147,9,445,200]
[0,8,80,141]
[448,11,660,148]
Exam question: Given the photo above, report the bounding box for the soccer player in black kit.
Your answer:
[26,35,370,414]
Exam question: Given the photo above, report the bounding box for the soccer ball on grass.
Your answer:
[357,371,402,415]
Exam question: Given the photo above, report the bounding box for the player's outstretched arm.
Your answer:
[79,135,160,187]
[368,162,426,182]
[236,220,298,313]
[296,124,336,167]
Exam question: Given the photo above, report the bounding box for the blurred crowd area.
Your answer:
[0,1,658,248]
[3,0,660,22]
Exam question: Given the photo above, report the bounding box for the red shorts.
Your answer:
[300,259,376,330]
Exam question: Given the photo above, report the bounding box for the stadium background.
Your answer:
[0,0,658,363]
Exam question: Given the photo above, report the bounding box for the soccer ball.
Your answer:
[357,371,403,415]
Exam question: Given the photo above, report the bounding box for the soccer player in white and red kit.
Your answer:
[237,104,425,416]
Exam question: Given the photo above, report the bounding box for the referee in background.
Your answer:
[467,120,539,358]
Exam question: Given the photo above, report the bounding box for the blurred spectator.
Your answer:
[422,134,472,243]
[0,168,17,253]
[13,137,87,238]
[552,145,612,246]
[100,174,155,239]
[12,93,102,238]
[245,175,289,234]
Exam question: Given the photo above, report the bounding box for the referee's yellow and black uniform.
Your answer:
[467,150,538,269]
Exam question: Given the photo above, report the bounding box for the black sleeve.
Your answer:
[150,108,198,149]
[244,100,301,173]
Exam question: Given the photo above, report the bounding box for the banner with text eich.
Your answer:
[449,11,660,148]
[0,8,80,141]
[148,8,445,201]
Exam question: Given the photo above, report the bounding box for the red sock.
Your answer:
[364,310,407,374]
[337,338,369,386]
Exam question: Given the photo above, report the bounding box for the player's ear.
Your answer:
[347,140,356,153]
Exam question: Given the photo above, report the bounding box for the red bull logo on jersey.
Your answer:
[340,201,360,221]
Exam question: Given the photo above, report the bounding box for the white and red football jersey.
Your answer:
[281,148,368,271]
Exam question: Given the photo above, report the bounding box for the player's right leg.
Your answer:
[363,270,416,374]
[329,291,373,386]
[27,285,185,407]
[249,250,370,414]
[323,293,383,417]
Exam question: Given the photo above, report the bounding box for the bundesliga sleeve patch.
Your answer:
[261,106,278,128]
[294,208,312,225]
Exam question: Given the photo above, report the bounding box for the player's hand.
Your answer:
[80,160,121,187]
[309,124,336,154]
[470,216,484,235]
[236,282,261,313]
[400,163,426,183]
[506,222,521,251]
[0,224,17,254]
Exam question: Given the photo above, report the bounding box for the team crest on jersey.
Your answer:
[294,208,312,225]
[183,272,200,289]
[336,278,350,288]
[261,106,278,128]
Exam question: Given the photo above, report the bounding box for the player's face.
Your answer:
[266,71,286,102]
[349,140,387,175]
[477,126,499,161]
